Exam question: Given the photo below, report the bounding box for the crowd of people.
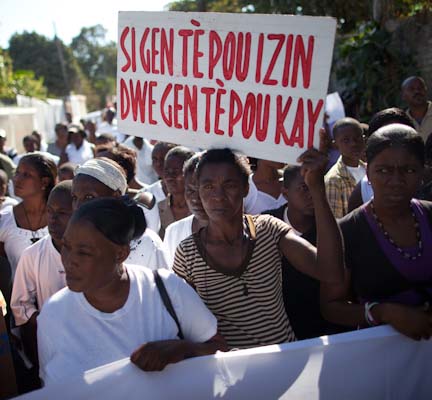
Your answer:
[0,75,431,394]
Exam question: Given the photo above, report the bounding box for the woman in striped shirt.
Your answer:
[173,148,344,349]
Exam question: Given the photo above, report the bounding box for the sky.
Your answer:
[0,0,170,48]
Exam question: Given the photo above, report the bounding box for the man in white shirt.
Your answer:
[145,142,176,203]
[402,76,432,141]
[61,125,95,166]
[97,107,126,143]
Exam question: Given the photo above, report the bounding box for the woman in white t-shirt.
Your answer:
[37,197,225,385]
[72,158,169,269]
[0,154,56,277]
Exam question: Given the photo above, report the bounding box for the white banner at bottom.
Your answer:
[17,326,432,399]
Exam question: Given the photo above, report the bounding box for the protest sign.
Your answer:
[325,92,345,126]
[17,326,432,400]
[117,12,336,163]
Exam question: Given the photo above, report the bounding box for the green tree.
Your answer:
[168,0,430,32]
[71,25,117,109]
[0,49,47,103]
[168,0,370,32]
[8,31,82,97]
[335,22,417,119]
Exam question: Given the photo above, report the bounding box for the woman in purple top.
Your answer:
[321,123,432,341]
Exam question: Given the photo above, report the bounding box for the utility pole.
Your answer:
[53,22,70,95]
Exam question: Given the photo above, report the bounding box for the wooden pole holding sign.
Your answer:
[117,12,336,164]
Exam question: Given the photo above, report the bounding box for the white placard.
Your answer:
[17,326,432,399]
[117,11,336,163]
[325,92,345,125]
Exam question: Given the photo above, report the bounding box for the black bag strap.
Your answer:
[153,270,184,340]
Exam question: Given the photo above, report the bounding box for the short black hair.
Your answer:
[401,76,426,91]
[282,165,301,188]
[23,135,37,144]
[70,197,146,246]
[59,162,77,176]
[333,117,363,139]
[48,180,73,201]
[368,108,414,136]
[95,133,116,143]
[165,146,195,163]
[196,148,251,186]
[366,123,425,165]
[100,145,137,184]
[55,123,67,134]
[183,153,202,177]
[20,153,58,200]
[152,141,176,155]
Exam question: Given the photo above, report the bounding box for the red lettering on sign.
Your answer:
[139,28,151,73]
[208,31,222,80]
[173,84,183,129]
[255,94,270,142]
[130,79,147,123]
[255,33,264,83]
[120,78,130,119]
[263,34,285,86]
[148,81,157,125]
[131,28,136,72]
[282,34,294,87]
[235,32,251,82]
[289,98,304,147]
[222,32,236,80]
[120,27,131,73]
[160,29,174,75]
[214,88,226,135]
[151,28,160,74]
[292,35,314,88]
[242,93,256,139]
[160,83,173,127]
[307,99,324,147]
[192,29,205,78]
[201,87,215,133]
[228,90,243,137]
[275,95,293,145]
[178,29,193,77]
[184,85,198,131]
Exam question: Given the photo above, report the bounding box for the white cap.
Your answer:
[76,158,127,194]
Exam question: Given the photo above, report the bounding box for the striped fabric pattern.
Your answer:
[173,214,296,349]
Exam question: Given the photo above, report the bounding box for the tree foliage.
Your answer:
[335,21,417,120]
[167,0,429,119]
[70,25,117,110]
[8,32,82,97]
[168,0,370,32]
[0,49,47,103]
[6,28,117,110]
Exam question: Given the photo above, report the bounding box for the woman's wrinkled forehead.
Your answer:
[199,161,244,182]
[72,174,115,196]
